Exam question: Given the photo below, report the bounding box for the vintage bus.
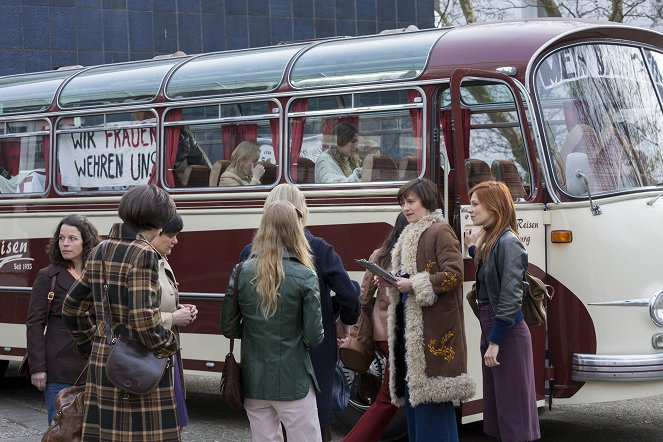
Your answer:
[2,18,663,438]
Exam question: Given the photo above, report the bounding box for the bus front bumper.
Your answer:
[572,353,663,381]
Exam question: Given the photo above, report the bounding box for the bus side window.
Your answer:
[463,83,531,201]
[0,123,48,195]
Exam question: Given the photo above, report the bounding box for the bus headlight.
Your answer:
[649,290,663,327]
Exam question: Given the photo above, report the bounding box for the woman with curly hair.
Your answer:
[26,214,99,424]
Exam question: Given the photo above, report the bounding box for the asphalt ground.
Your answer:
[2,360,663,441]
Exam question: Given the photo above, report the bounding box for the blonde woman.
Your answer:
[239,183,360,442]
[219,141,265,186]
[222,201,324,442]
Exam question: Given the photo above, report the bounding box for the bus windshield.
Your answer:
[535,43,663,195]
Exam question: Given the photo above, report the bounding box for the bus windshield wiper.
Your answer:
[647,189,663,206]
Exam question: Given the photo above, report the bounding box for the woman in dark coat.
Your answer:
[26,214,99,424]
[240,183,360,442]
[63,185,194,441]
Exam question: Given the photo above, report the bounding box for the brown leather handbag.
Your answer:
[339,279,376,373]
[219,262,244,409]
[100,242,169,395]
[41,366,87,442]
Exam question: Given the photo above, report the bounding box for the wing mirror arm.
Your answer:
[565,152,602,216]
[575,169,602,216]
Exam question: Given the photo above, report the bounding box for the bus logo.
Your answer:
[0,240,33,270]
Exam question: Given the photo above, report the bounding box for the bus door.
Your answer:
[446,69,548,419]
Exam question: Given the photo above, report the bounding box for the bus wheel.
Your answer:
[333,356,408,442]
[0,360,8,378]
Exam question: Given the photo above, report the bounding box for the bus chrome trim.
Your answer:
[0,187,400,207]
[588,299,649,307]
[572,353,663,381]
[0,286,31,294]
[178,292,224,300]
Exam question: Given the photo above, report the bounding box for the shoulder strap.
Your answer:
[99,242,114,344]
[228,261,244,354]
[42,274,57,332]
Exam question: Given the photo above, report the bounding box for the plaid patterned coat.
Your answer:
[62,223,181,442]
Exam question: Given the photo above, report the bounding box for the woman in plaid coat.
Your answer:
[63,185,192,441]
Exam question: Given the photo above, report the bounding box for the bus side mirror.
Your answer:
[565,152,590,196]
[565,152,602,215]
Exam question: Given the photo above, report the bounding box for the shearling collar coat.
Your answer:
[387,210,475,407]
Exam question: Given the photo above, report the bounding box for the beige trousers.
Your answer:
[244,384,322,442]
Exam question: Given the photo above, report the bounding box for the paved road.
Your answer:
[2,360,663,441]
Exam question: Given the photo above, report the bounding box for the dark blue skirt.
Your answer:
[173,355,189,427]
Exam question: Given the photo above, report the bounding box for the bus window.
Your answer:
[441,83,531,200]
[536,44,663,195]
[0,120,49,195]
[165,100,280,188]
[55,111,157,192]
[287,89,423,185]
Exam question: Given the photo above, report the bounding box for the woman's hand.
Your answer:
[31,371,47,391]
[484,342,500,368]
[374,276,412,294]
[181,303,198,322]
[464,228,480,248]
[172,304,197,327]
[336,321,350,346]
[252,163,265,180]
[394,277,413,294]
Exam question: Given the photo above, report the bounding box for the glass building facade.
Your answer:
[0,0,434,75]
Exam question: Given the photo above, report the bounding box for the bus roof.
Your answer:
[0,68,82,115]
[424,19,663,83]
[0,19,661,116]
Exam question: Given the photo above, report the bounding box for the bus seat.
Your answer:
[362,154,398,182]
[209,160,231,186]
[296,157,315,184]
[464,158,493,189]
[560,124,617,192]
[398,156,418,180]
[560,124,599,160]
[181,165,211,187]
[259,161,277,185]
[491,159,526,200]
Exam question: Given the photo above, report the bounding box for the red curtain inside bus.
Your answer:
[269,104,279,162]
[289,99,309,179]
[440,108,471,164]
[42,134,50,189]
[222,124,258,160]
[164,109,183,187]
[0,140,20,177]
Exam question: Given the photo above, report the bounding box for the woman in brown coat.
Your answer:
[26,214,99,425]
[63,185,192,441]
[377,178,475,442]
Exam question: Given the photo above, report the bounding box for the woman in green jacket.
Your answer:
[222,200,324,442]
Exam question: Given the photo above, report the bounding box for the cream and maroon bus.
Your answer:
[1,18,663,438]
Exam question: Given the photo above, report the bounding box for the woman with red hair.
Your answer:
[465,180,540,442]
